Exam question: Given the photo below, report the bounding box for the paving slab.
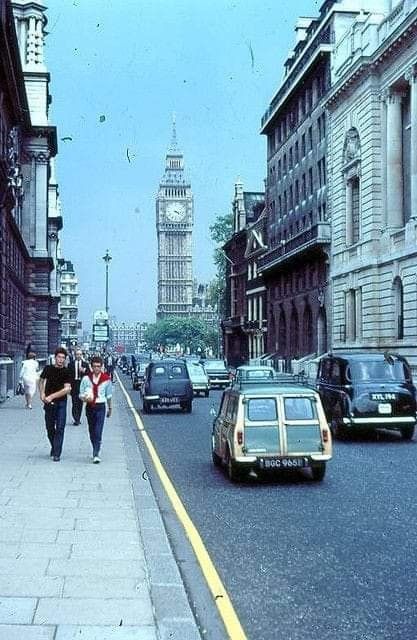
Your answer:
[34,597,154,625]
[0,625,55,640]
[55,625,158,640]
[0,597,37,623]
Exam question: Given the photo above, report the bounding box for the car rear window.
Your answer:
[245,369,274,380]
[204,360,226,370]
[284,397,316,420]
[349,360,407,382]
[247,398,277,421]
[154,366,166,376]
[171,365,186,377]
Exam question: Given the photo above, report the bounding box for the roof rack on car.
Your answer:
[234,372,316,391]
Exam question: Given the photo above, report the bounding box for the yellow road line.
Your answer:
[116,372,247,640]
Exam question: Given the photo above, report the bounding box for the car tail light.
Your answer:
[237,431,243,445]
[322,429,329,443]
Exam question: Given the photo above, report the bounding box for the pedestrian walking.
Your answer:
[68,348,89,425]
[38,347,71,462]
[19,351,39,409]
[104,353,115,382]
[79,355,112,463]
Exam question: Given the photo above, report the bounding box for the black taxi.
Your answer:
[316,352,417,440]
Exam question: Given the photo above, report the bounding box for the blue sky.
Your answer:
[46,0,319,326]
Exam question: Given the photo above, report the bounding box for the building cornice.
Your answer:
[326,9,417,108]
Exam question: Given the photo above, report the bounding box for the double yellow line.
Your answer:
[117,373,247,640]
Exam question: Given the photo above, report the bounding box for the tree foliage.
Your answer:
[144,317,218,354]
[208,213,233,315]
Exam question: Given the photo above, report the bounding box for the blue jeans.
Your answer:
[86,403,106,456]
[44,399,67,458]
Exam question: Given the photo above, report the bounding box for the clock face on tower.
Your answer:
[166,202,186,222]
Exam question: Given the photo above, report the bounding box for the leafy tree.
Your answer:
[144,317,218,355]
[208,213,233,315]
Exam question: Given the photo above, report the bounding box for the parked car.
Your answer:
[233,365,276,386]
[202,359,230,389]
[211,377,332,482]
[316,352,417,440]
[186,361,210,397]
[142,359,193,413]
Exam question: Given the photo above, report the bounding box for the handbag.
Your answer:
[16,382,25,396]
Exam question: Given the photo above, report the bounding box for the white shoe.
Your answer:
[93,456,101,464]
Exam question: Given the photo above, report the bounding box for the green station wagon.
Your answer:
[211,378,332,482]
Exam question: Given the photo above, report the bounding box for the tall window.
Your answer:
[343,128,361,245]
[351,177,360,243]
[345,288,362,342]
[393,277,404,339]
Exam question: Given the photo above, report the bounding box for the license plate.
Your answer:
[161,397,179,404]
[371,393,396,401]
[258,457,308,470]
[378,403,392,415]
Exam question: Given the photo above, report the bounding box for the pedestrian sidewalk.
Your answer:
[0,388,201,640]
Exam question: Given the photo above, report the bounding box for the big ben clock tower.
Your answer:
[156,120,193,319]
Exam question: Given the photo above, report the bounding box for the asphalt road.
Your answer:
[127,379,417,640]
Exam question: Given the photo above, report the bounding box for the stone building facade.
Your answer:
[0,0,62,396]
[223,181,266,367]
[59,260,79,347]
[326,0,417,371]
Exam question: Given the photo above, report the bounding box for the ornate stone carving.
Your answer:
[6,126,23,202]
[343,127,361,164]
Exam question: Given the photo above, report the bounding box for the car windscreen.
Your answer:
[204,360,226,370]
[246,398,277,421]
[284,397,317,420]
[349,360,407,382]
[153,366,167,377]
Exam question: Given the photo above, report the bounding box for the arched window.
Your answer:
[393,277,404,339]
[303,304,313,354]
[290,306,299,356]
[278,307,286,356]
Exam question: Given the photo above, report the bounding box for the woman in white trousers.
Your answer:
[19,352,39,409]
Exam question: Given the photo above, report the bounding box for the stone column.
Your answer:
[386,91,404,227]
[345,180,353,245]
[406,66,417,219]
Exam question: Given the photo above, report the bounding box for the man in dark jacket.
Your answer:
[68,348,90,425]
[39,347,72,461]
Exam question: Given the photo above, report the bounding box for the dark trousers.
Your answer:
[71,380,83,423]
[86,403,106,456]
[44,399,67,458]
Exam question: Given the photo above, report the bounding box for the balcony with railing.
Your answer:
[222,315,245,330]
[259,222,330,273]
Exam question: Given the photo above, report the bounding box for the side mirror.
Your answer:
[209,406,217,418]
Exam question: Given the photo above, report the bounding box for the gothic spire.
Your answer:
[168,113,179,153]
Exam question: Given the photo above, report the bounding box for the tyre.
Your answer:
[205,389,209,398]
[401,425,415,440]
[311,462,326,482]
[185,400,192,413]
[211,436,222,467]
[225,447,244,482]
[142,400,150,414]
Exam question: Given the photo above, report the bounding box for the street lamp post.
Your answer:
[102,250,112,313]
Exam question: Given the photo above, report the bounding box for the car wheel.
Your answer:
[311,462,326,482]
[211,436,222,467]
[205,390,209,397]
[225,447,243,482]
[185,400,192,413]
[142,400,150,414]
[401,425,415,440]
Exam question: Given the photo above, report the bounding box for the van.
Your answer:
[316,352,416,440]
[211,377,332,482]
[185,361,210,397]
[142,359,193,413]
